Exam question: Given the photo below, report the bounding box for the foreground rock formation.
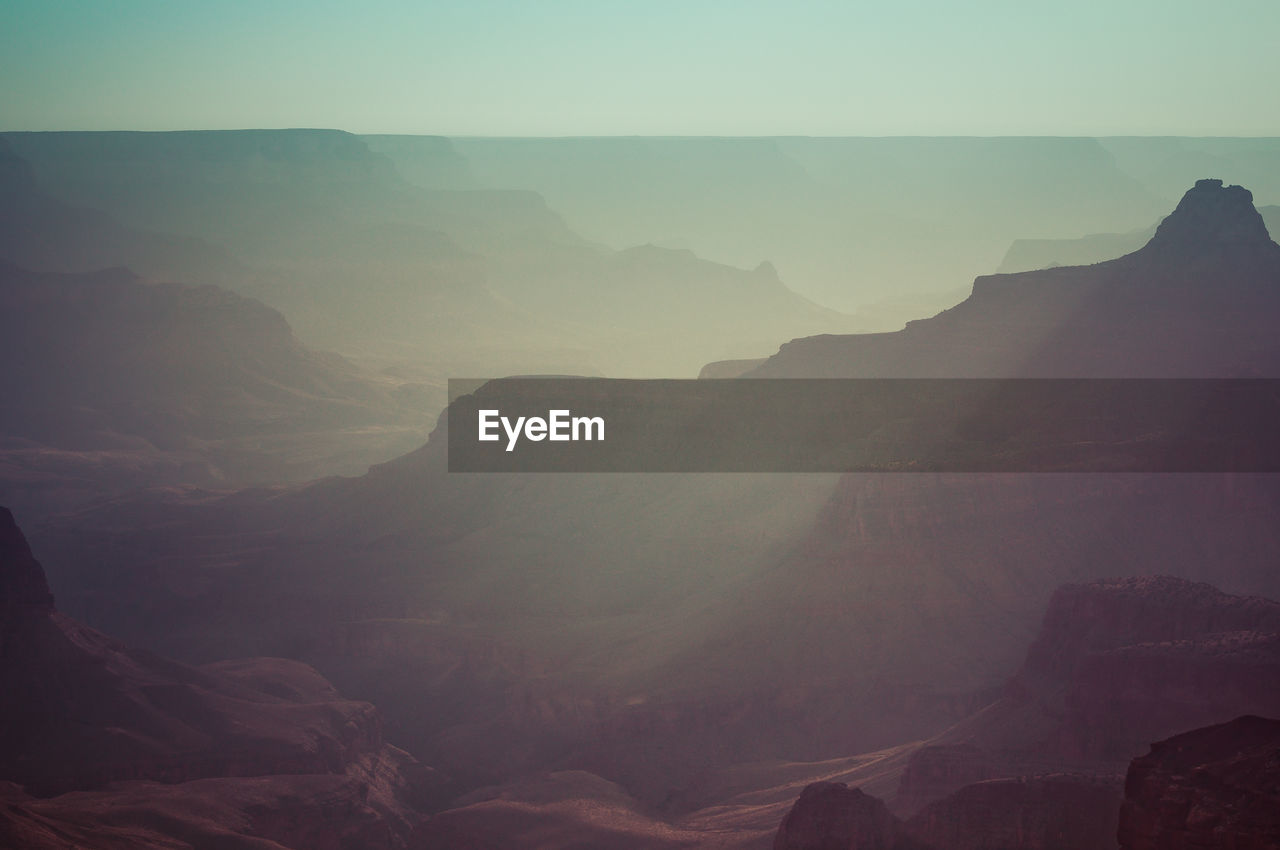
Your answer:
[771,575,1280,849]
[0,505,435,847]
[772,781,923,850]
[1118,715,1280,850]
[891,575,1280,814]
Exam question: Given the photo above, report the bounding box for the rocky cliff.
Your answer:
[1117,715,1280,850]
[890,576,1280,814]
[994,577,1280,762]
[774,576,1280,848]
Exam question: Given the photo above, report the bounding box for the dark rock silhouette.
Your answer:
[1146,179,1273,251]
[997,205,1280,274]
[773,782,922,850]
[0,506,434,846]
[1118,715,1280,849]
[0,507,53,621]
[751,179,1280,378]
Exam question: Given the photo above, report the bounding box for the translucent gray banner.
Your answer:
[447,378,1280,472]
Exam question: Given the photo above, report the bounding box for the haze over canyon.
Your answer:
[3,128,1280,849]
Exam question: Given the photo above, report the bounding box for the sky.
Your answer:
[2,0,1278,136]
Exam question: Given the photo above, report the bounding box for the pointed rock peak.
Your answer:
[0,506,54,617]
[753,260,779,279]
[1145,178,1274,252]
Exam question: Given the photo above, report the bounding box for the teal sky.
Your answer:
[2,0,1278,135]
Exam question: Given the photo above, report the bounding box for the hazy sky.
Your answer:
[3,0,1278,136]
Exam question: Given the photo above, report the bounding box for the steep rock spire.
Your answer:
[1144,178,1274,253]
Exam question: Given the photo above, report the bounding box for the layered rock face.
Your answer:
[1118,715,1280,850]
[890,576,1280,815]
[1000,577,1280,764]
[670,471,1280,789]
[0,505,433,847]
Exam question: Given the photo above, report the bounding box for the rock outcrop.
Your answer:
[773,781,923,850]
[1,506,386,795]
[0,505,433,846]
[998,577,1280,763]
[998,204,1280,274]
[1145,179,1273,252]
[1118,715,1280,850]
[889,576,1280,814]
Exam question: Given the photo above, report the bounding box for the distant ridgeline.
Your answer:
[451,179,1280,471]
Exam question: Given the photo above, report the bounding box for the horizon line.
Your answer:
[5,128,1280,141]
